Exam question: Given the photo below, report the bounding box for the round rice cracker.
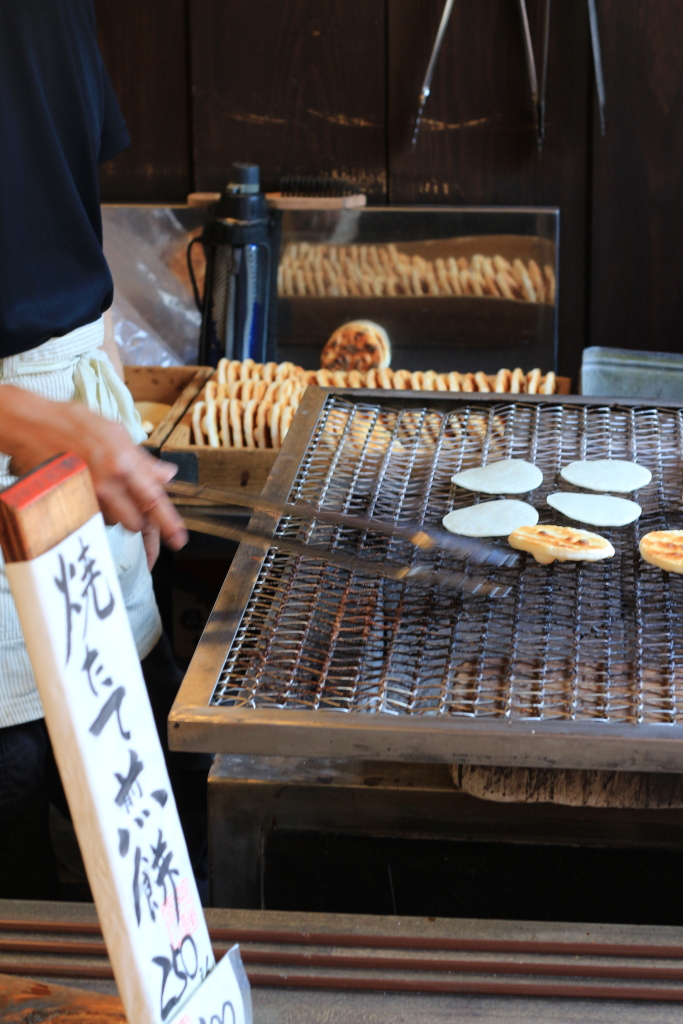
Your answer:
[275,361,296,382]
[280,404,295,442]
[393,370,412,390]
[220,399,231,447]
[202,400,220,448]
[451,459,543,495]
[192,400,206,446]
[443,499,538,538]
[256,401,272,449]
[560,459,652,493]
[240,358,255,380]
[321,320,391,372]
[226,360,242,384]
[276,379,296,403]
[640,530,683,574]
[243,398,259,449]
[240,379,255,403]
[229,399,244,449]
[509,524,615,565]
[547,491,642,527]
[269,401,283,449]
[355,319,391,367]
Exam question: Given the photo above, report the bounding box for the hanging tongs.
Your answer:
[518,0,604,147]
[167,480,517,597]
[411,0,456,147]
[412,1,603,151]
[587,0,606,135]
[516,0,542,147]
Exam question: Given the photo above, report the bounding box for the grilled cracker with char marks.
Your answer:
[321,321,390,372]
[509,524,615,565]
[639,530,683,574]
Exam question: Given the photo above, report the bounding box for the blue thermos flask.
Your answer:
[192,163,278,367]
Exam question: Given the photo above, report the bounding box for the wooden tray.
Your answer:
[162,405,277,493]
[123,365,213,453]
[160,373,571,495]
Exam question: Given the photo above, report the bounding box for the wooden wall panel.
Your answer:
[590,0,683,355]
[388,0,592,382]
[95,0,191,202]
[189,0,387,200]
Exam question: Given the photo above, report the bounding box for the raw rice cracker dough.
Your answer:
[443,500,539,538]
[559,459,652,493]
[451,459,543,495]
[508,524,615,564]
[547,492,642,527]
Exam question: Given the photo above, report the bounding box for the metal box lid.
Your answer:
[582,346,683,401]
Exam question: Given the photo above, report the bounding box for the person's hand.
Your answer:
[0,386,188,551]
[142,522,161,570]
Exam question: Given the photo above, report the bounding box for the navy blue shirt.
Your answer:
[0,0,130,357]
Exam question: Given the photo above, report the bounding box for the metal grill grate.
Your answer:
[211,395,683,725]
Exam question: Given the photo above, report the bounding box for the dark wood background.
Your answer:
[94,0,683,385]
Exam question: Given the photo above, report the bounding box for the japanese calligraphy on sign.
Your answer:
[7,512,250,1024]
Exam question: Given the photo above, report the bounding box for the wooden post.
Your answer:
[0,454,251,1024]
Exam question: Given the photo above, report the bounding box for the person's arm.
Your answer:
[0,385,187,555]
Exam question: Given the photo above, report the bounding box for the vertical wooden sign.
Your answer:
[0,454,251,1024]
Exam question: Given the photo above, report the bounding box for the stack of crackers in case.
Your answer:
[278,243,556,305]
[188,354,563,451]
[191,358,305,450]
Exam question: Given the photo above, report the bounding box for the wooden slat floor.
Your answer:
[2,900,683,1022]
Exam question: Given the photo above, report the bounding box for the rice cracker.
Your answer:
[640,531,683,574]
[509,524,615,564]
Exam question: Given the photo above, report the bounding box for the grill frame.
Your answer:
[170,387,683,772]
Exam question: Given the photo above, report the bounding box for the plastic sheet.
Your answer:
[110,290,181,367]
[102,206,206,365]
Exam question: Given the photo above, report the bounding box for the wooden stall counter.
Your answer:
[2,900,683,1023]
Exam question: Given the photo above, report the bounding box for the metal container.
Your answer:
[582,346,683,401]
[171,388,683,772]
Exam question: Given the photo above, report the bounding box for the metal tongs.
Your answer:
[412,0,604,150]
[411,0,456,147]
[167,480,517,598]
[521,0,605,144]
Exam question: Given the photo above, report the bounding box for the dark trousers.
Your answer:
[0,632,211,901]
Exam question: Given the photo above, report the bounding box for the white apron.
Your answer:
[0,317,162,728]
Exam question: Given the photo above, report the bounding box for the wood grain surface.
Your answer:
[0,973,125,1024]
[589,0,683,357]
[0,455,99,563]
[189,0,387,199]
[95,0,191,202]
[388,0,591,384]
[93,2,683,389]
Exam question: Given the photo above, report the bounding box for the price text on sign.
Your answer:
[6,510,250,1024]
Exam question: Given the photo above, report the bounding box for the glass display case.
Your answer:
[275,206,558,375]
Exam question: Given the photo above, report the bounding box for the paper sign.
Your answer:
[6,513,250,1024]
